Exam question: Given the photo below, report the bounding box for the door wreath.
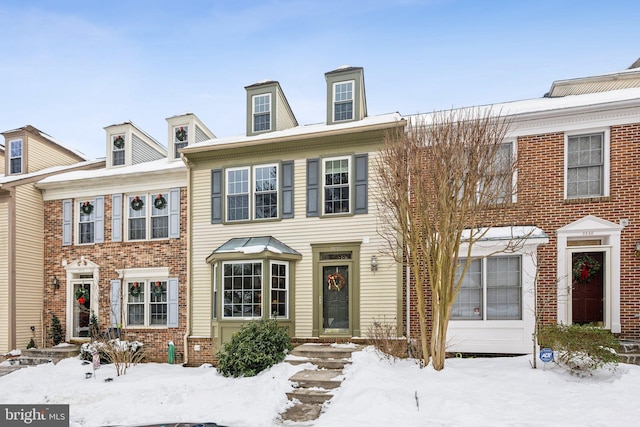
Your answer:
[327,272,346,292]
[572,255,601,284]
[75,287,88,305]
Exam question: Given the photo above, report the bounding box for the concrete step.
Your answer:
[290,343,360,360]
[289,369,343,390]
[287,357,350,370]
[16,357,54,366]
[286,388,334,404]
[18,345,80,365]
[618,340,640,355]
[280,402,322,423]
[618,353,640,365]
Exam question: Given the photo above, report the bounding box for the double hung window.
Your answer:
[127,192,169,240]
[9,139,22,174]
[452,256,522,320]
[78,203,95,244]
[253,94,271,132]
[174,125,188,159]
[566,132,604,198]
[126,280,168,326]
[226,164,278,221]
[112,134,125,166]
[333,81,353,121]
[323,156,350,214]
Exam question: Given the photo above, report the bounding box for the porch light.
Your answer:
[52,276,60,289]
[371,255,378,271]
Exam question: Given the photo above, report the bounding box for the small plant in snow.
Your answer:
[80,339,144,376]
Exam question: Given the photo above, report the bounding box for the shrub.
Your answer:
[216,318,293,377]
[89,312,100,340]
[538,324,619,375]
[49,313,64,346]
[80,339,145,376]
[26,338,36,349]
[367,316,408,360]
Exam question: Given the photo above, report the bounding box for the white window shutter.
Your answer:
[94,196,104,243]
[169,188,180,238]
[110,279,121,327]
[62,199,72,246]
[167,278,179,328]
[112,194,122,242]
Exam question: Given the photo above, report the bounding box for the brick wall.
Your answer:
[43,189,189,363]
[406,124,640,342]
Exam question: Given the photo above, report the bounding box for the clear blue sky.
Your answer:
[1,0,638,159]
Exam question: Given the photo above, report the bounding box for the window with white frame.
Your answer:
[112,134,125,166]
[333,81,353,121]
[9,139,22,174]
[127,192,169,240]
[479,142,514,204]
[566,132,604,198]
[126,279,168,326]
[174,126,188,159]
[221,260,290,319]
[78,200,95,244]
[323,156,350,214]
[222,261,262,318]
[451,256,522,320]
[226,164,279,221]
[253,94,271,132]
[270,261,288,317]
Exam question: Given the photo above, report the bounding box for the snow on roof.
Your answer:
[408,87,640,123]
[210,236,301,258]
[461,226,548,242]
[37,129,89,161]
[0,159,104,185]
[37,157,184,185]
[184,112,403,151]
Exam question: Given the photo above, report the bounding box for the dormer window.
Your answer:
[333,81,354,122]
[174,125,188,158]
[253,94,271,132]
[9,139,22,174]
[112,134,125,166]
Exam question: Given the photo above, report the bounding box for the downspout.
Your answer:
[181,153,191,366]
[7,187,16,350]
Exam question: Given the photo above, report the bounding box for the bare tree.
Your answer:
[376,108,516,370]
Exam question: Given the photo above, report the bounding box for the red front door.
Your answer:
[571,252,604,325]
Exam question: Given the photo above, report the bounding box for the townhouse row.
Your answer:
[2,62,640,363]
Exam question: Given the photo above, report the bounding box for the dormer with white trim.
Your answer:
[104,121,166,168]
[166,113,216,161]
[325,66,367,125]
[245,80,298,137]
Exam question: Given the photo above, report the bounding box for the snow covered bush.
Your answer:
[80,339,144,376]
[367,316,408,360]
[216,318,292,378]
[538,324,619,375]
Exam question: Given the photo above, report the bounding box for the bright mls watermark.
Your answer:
[1,404,69,426]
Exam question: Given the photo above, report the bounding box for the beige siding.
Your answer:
[27,135,80,172]
[0,197,9,352]
[14,185,44,349]
[276,91,296,131]
[190,151,400,339]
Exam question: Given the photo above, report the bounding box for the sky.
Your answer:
[1,0,639,159]
[1,345,639,426]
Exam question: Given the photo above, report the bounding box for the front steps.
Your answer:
[16,345,80,366]
[281,343,361,423]
[618,340,640,365]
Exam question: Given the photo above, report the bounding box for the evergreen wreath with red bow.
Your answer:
[572,255,601,284]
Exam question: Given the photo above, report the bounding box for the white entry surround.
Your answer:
[447,226,549,354]
[556,215,622,333]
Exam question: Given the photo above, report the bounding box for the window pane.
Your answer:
[487,256,521,320]
[79,222,94,244]
[270,262,288,318]
[567,133,603,198]
[151,193,169,239]
[227,168,249,221]
[324,158,350,214]
[451,259,482,319]
[222,262,262,318]
[255,165,278,219]
[334,82,353,121]
[129,218,146,240]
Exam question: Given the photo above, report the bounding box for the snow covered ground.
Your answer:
[1,346,638,427]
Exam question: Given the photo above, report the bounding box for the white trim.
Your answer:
[118,267,170,279]
[225,166,250,222]
[563,127,610,199]
[556,215,622,333]
[75,198,96,245]
[8,138,23,174]
[124,191,170,241]
[252,163,279,221]
[172,124,189,161]
[252,93,272,133]
[269,260,290,320]
[64,258,100,341]
[321,155,352,215]
[332,80,354,122]
[221,259,264,320]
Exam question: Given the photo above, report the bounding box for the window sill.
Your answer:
[563,196,610,204]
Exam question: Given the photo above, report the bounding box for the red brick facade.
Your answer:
[43,189,188,363]
[406,123,640,345]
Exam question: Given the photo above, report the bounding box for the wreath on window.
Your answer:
[153,194,167,210]
[572,255,601,284]
[175,126,187,142]
[327,272,346,292]
[113,135,125,149]
[129,282,142,298]
[80,201,94,215]
[75,288,88,305]
[151,281,165,298]
[131,196,144,211]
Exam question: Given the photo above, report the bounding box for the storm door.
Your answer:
[320,252,352,334]
[71,277,93,338]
